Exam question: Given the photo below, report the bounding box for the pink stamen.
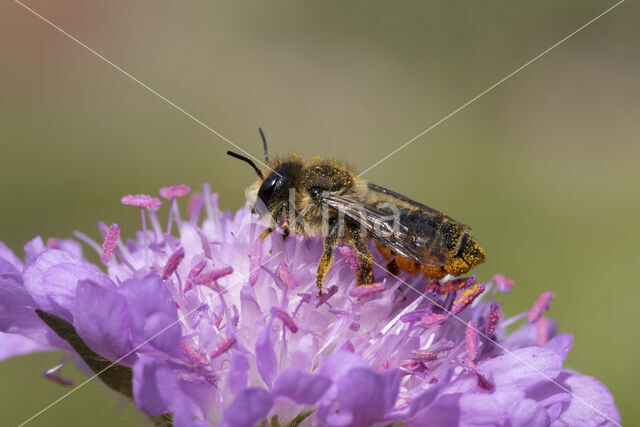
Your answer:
[485,302,502,336]
[528,291,555,322]
[212,309,224,329]
[426,277,476,295]
[297,292,312,304]
[272,307,298,333]
[46,237,61,249]
[276,263,299,288]
[182,341,206,364]
[409,350,437,362]
[121,194,162,209]
[465,321,479,361]
[467,359,494,391]
[420,313,448,328]
[159,184,191,199]
[400,361,431,377]
[452,284,486,315]
[100,223,120,265]
[493,274,514,293]
[341,340,355,352]
[194,266,234,286]
[43,363,73,387]
[249,240,262,286]
[210,335,236,359]
[314,285,338,308]
[537,316,550,345]
[231,305,240,327]
[348,282,386,298]
[185,260,207,292]
[338,245,360,271]
[162,247,185,280]
[400,309,432,323]
[379,360,391,371]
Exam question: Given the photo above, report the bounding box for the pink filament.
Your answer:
[185,260,207,292]
[159,184,191,199]
[338,245,360,271]
[465,321,479,361]
[276,263,299,288]
[121,194,162,209]
[493,274,514,293]
[427,277,476,295]
[528,291,555,322]
[485,302,502,336]
[162,247,185,280]
[348,283,386,298]
[420,313,448,328]
[272,307,298,333]
[452,284,486,315]
[314,285,338,308]
[100,223,120,265]
[194,266,233,286]
[182,341,206,364]
[210,335,236,359]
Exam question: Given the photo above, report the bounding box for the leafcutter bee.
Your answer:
[227,130,486,295]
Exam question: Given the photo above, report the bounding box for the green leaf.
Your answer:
[286,409,315,427]
[35,309,175,426]
[268,414,281,427]
[35,309,134,398]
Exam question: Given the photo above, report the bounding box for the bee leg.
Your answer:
[259,203,287,241]
[349,228,373,285]
[259,227,275,241]
[316,220,340,296]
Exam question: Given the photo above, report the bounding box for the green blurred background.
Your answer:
[1,0,638,425]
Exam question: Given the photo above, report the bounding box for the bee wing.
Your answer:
[321,192,450,267]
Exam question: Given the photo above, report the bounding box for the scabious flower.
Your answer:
[0,184,620,426]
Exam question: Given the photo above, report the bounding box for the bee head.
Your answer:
[226,128,294,216]
[253,164,293,216]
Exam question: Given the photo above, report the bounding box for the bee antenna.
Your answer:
[226,151,264,179]
[258,128,269,164]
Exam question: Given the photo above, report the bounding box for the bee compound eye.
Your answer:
[258,174,280,207]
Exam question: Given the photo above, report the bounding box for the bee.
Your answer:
[227,130,485,295]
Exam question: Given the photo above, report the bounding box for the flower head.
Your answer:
[0,185,620,426]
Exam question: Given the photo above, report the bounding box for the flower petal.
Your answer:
[552,371,620,426]
[118,275,181,357]
[255,323,277,388]
[273,369,331,405]
[0,241,24,272]
[480,346,563,391]
[318,367,401,426]
[133,356,175,416]
[221,387,274,427]
[0,332,52,361]
[73,280,132,361]
[543,333,573,362]
[318,349,368,380]
[23,249,115,321]
[24,236,45,264]
[407,393,507,427]
[225,352,250,394]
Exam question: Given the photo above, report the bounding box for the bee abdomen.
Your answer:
[457,232,486,268]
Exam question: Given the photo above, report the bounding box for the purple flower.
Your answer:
[0,185,620,426]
